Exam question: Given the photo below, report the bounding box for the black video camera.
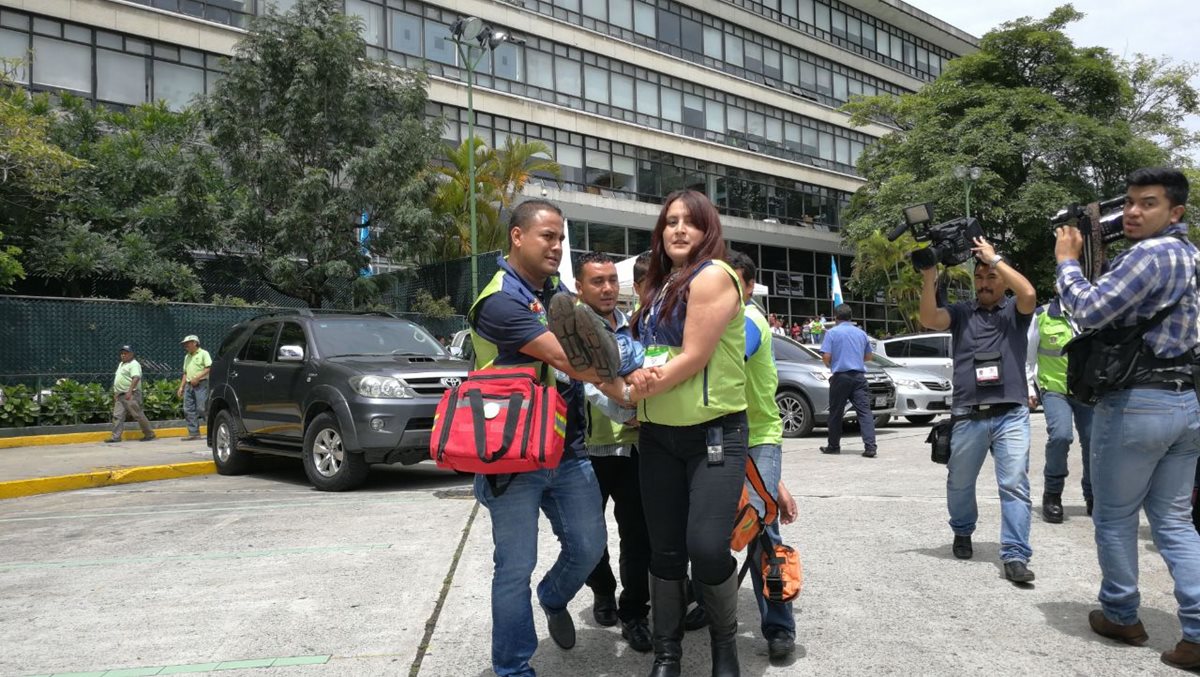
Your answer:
[887,203,985,271]
[1049,196,1125,280]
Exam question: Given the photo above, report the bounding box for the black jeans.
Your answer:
[585,449,652,622]
[827,371,877,452]
[639,411,748,584]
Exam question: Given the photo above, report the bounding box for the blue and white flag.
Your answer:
[831,259,844,310]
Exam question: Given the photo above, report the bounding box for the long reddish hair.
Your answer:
[632,190,726,339]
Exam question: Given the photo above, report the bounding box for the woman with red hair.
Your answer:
[623,189,748,677]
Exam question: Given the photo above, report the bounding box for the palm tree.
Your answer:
[428,137,503,260]
[851,231,969,332]
[493,137,562,209]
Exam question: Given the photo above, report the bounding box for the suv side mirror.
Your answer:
[277,345,305,362]
[448,346,463,358]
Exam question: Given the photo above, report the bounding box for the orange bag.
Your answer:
[732,456,803,603]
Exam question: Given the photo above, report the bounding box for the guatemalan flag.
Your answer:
[831,259,844,310]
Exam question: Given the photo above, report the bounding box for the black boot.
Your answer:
[1042,492,1063,523]
[648,576,687,677]
[697,570,740,677]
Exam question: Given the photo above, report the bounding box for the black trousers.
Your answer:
[585,449,652,622]
[639,411,748,584]
[827,371,877,452]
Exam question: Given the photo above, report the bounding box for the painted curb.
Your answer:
[0,426,206,450]
[0,461,217,500]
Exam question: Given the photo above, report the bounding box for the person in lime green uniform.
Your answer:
[178,334,212,441]
[621,190,748,677]
[106,345,155,443]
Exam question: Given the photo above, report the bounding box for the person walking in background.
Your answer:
[1024,298,1094,522]
[106,345,155,444]
[178,334,212,442]
[819,305,877,458]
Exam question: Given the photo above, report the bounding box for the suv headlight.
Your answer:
[350,375,417,399]
[893,378,921,389]
[807,370,832,382]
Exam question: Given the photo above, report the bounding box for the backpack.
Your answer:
[430,366,567,475]
[733,456,803,604]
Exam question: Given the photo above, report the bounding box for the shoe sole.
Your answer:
[1006,573,1036,583]
[548,294,593,373]
[573,304,620,381]
[1043,511,1064,524]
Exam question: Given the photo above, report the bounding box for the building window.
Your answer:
[345,0,383,46]
[390,11,421,56]
[153,61,204,110]
[424,20,455,66]
[31,36,91,93]
[97,50,146,105]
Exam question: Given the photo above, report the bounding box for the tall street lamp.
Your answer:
[953,165,983,219]
[449,17,523,298]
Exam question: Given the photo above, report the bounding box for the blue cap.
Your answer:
[119,345,134,353]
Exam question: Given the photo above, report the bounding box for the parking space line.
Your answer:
[25,654,331,676]
[408,501,479,677]
[0,544,392,571]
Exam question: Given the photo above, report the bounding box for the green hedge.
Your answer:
[0,379,184,428]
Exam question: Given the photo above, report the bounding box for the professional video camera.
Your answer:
[887,203,985,271]
[1049,196,1125,280]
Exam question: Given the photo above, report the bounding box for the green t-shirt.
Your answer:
[745,305,783,447]
[113,359,143,393]
[183,348,213,381]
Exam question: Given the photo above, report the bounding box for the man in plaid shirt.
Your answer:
[1055,167,1200,671]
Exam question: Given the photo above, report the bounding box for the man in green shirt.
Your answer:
[178,334,212,441]
[106,345,155,443]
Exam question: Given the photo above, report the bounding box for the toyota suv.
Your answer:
[206,311,469,491]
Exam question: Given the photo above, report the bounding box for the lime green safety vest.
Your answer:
[744,304,783,447]
[467,260,558,386]
[1035,310,1074,395]
[638,260,747,426]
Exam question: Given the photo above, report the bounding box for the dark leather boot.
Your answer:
[697,570,740,677]
[1162,639,1200,670]
[648,576,687,677]
[1042,492,1064,523]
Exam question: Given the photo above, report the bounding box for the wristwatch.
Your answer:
[988,254,1003,267]
[623,384,633,405]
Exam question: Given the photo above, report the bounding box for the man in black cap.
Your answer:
[107,345,155,443]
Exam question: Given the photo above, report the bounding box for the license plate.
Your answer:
[874,397,887,408]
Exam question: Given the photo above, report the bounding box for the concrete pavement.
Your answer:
[0,417,1192,676]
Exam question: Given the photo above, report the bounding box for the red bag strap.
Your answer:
[468,389,527,462]
[744,455,778,526]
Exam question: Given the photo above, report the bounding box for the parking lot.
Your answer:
[0,418,1190,676]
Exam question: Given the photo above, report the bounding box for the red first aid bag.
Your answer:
[430,367,567,475]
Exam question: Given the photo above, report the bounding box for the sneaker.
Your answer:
[1003,560,1035,584]
[862,449,877,458]
[819,446,841,454]
[572,304,620,381]
[1089,609,1148,646]
[547,293,592,373]
[103,438,121,444]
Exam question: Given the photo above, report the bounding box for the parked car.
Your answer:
[867,354,952,425]
[870,332,953,382]
[206,311,469,491]
[774,335,895,438]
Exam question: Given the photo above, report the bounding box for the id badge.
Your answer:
[706,424,724,466]
[644,345,670,369]
[974,351,1002,387]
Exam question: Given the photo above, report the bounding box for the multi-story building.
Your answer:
[0,0,975,333]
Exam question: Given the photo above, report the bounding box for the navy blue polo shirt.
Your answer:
[470,258,586,460]
[946,296,1032,407]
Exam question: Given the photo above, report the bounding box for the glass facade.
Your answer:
[360,0,876,176]
[0,9,225,110]
[125,0,255,28]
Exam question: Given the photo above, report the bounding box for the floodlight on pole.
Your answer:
[449,17,523,299]
[953,164,983,220]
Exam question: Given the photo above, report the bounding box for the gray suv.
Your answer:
[206,311,469,491]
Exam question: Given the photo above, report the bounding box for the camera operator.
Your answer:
[919,236,1038,585]
[1054,167,1200,670]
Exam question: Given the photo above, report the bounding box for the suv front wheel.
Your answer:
[303,412,370,491]
[212,409,254,475]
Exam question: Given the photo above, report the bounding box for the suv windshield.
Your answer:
[314,318,447,358]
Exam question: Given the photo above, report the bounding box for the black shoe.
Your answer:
[592,592,618,627]
[820,446,841,455]
[621,617,653,653]
[683,603,709,631]
[1042,492,1064,524]
[952,535,972,560]
[543,606,576,650]
[139,434,156,442]
[1086,497,1094,517]
[766,631,796,663]
[104,438,121,444]
[862,449,877,458]
[1004,561,1036,584]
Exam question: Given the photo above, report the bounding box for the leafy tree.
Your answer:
[841,5,1185,303]
[202,0,443,308]
[492,137,562,210]
[1119,54,1200,163]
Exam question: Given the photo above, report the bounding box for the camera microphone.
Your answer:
[886,222,909,242]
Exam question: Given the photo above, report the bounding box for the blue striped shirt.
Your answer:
[1055,222,1198,358]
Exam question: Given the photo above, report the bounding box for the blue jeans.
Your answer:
[747,444,796,639]
[947,405,1033,563]
[473,457,607,677]
[1041,391,1094,498]
[1090,389,1200,641]
[614,332,644,377]
[183,381,209,436]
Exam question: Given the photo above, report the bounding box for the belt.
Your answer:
[958,402,1020,420]
[1130,381,1193,393]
